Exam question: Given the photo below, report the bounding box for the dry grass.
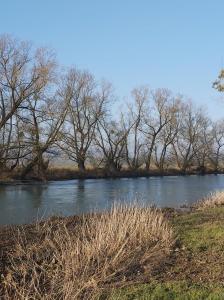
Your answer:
[194,191,224,209]
[1,204,173,299]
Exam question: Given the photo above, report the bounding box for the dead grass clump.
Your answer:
[195,191,224,209]
[2,204,173,299]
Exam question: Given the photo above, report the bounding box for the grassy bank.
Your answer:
[106,193,224,299]
[1,193,224,299]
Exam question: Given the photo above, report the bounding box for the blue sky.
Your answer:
[1,0,224,119]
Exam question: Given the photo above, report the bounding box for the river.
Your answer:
[0,174,224,225]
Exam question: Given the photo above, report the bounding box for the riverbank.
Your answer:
[0,205,173,299]
[109,205,224,299]
[1,192,224,299]
[47,167,224,181]
[1,167,224,184]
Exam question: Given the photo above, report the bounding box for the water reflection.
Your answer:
[0,174,224,225]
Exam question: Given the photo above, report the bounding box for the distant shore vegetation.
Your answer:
[0,34,224,181]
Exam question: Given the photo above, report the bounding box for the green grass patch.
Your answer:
[101,207,224,299]
[104,281,224,300]
[173,207,224,252]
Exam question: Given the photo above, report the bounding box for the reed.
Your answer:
[194,191,224,209]
[2,204,173,299]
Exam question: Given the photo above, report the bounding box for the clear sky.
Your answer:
[1,0,224,119]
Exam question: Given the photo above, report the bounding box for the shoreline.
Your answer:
[1,193,224,298]
[0,168,223,185]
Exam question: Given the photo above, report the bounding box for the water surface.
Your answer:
[1,174,224,225]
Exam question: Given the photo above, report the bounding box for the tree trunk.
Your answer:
[181,164,188,174]
[145,136,156,171]
[20,149,47,180]
[37,155,47,181]
[106,161,118,173]
[20,156,39,179]
[77,159,85,172]
[145,161,150,171]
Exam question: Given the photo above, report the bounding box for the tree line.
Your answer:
[0,35,224,180]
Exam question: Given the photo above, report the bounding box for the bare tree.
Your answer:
[0,114,26,170]
[58,68,110,171]
[192,117,211,172]
[141,88,177,170]
[171,102,208,173]
[208,120,224,171]
[95,114,131,172]
[125,87,147,169]
[0,35,55,130]
[0,34,223,179]
[153,99,182,172]
[0,35,56,175]
[19,85,68,180]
